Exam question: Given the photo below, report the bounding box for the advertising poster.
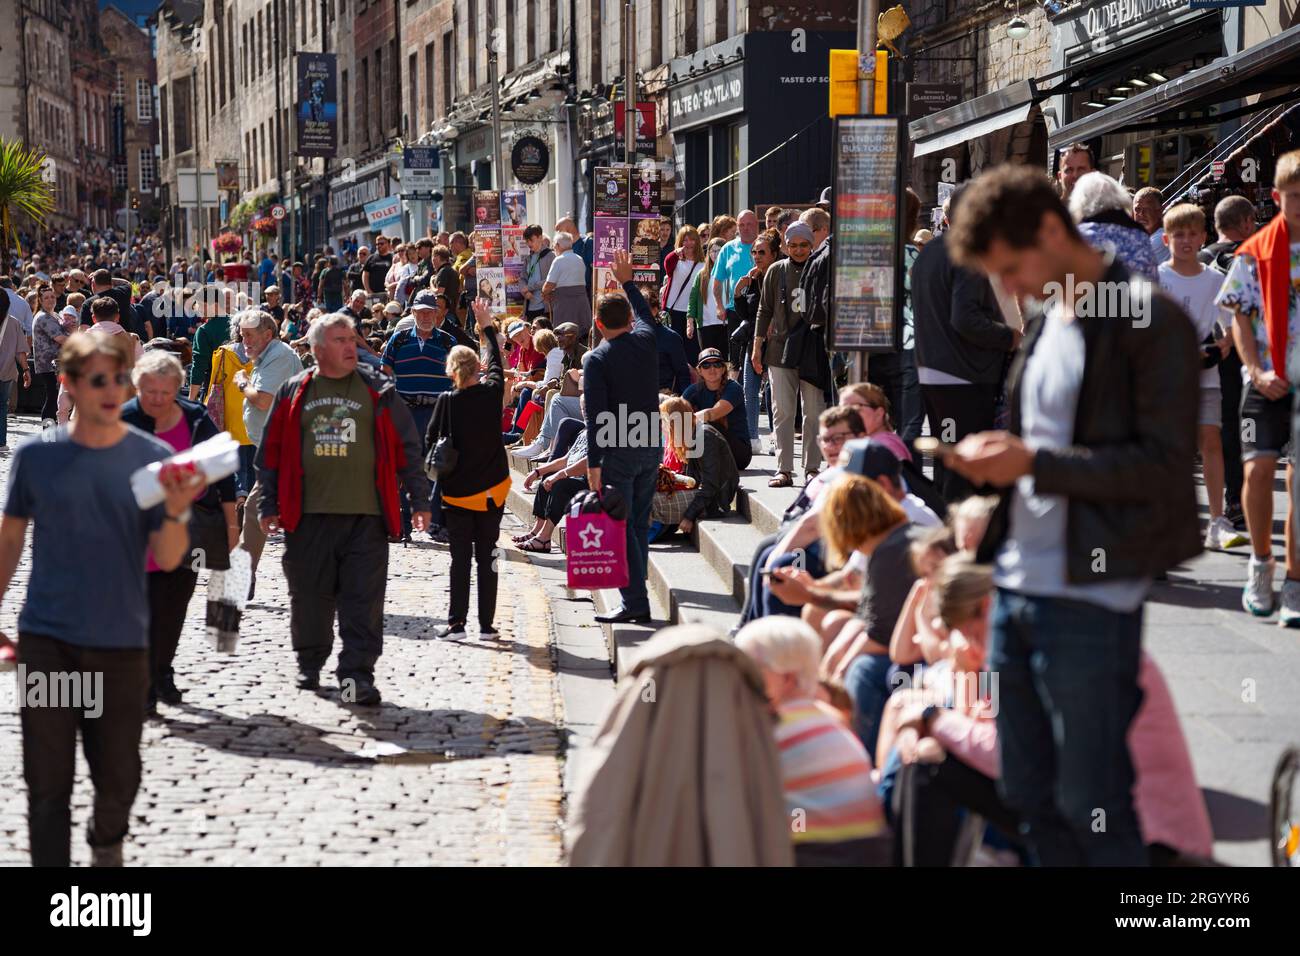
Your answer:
[630,217,662,269]
[594,168,630,218]
[593,268,625,299]
[476,268,507,313]
[504,264,526,317]
[500,190,528,226]
[829,116,904,352]
[593,219,629,267]
[629,166,661,219]
[502,226,527,265]
[295,54,338,158]
[473,190,501,226]
[473,229,503,267]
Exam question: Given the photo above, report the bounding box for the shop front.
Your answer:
[328,163,394,250]
[1048,17,1300,215]
[667,29,854,225]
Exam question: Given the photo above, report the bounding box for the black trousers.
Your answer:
[282,513,389,681]
[697,324,728,356]
[668,309,699,365]
[445,502,504,630]
[1219,348,1244,510]
[533,476,587,524]
[19,632,149,866]
[901,754,1023,867]
[920,383,999,504]
[723,427,754,471]
[867,349,924,447]
[147,567,198,696]
[34,370,58,422]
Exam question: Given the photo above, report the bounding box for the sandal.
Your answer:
[512,531,538,544]
[768,472,793,488]
[517,536,552,554]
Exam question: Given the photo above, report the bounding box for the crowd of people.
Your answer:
[2,141,1296,868]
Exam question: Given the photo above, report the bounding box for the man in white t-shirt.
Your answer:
[1158,203,1243,553]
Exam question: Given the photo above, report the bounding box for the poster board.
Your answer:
[829,115,906,353]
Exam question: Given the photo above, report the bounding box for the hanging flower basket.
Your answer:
[212,232,243,255]
[251,216,280,237]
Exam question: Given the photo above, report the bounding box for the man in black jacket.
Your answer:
[941,165,1200,866]
[912,188,1020,503]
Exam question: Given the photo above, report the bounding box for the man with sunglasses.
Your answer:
[0,333,204,866]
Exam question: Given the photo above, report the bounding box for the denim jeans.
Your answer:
[845,651,895,758]
[0,378,11,445]
[742,359,762,441]
[598,447,661,616]
[989,588,1147,866]
[235,443,257,498]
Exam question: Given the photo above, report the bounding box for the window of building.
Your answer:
[112,69,124,106]
[160,86,169,159]
[341,69,349,145]
[113,163,127,190]
[139,148,156,191]
[442,32,453,116]
[550,0,559,53]
[468,0,478,90]
[408,52,417,135]
[374,48,383,138]
[136,78,153,121]
[527,0,536,64]
[507,0,516,73]
[424,43,435,130]
[360,56,369,146]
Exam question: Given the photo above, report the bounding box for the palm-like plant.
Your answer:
[0,138,56,273]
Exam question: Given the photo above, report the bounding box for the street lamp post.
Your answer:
[624,2,637,165]
[486,1,503,189]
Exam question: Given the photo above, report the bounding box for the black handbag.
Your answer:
[424,393,459,480]
[189,500,231,571]
[779,261,831,390]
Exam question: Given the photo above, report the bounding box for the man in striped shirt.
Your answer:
[382,289,454,541]
[736,616,889,866]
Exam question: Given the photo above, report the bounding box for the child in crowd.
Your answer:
[735,616,889,866]
[1158,203,1241,552]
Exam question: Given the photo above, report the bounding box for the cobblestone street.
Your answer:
[0,417,569,866]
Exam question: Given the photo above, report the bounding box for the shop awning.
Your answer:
[910,80,1037,158]
[1049,23,1300,149]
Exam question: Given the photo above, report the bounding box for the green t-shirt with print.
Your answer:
[300,371,380,515]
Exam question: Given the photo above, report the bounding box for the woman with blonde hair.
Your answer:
[650,395,739,537]
[770,473,913,755]
[425,299,509,641]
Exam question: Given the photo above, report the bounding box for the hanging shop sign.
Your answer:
[295,53,338,158]
[510,134,551,185]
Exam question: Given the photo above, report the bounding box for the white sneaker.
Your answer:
[1205,516,1247,550]
[435,624,468,641]
[1280,580,1300,628]
[750,438,762,454]
[513,439,548,460]
[1243,555,1276,616]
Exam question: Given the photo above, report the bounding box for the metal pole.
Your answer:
[858,0,878,114]
[288,0,297,263]
[624,2,636,165]
[487,0,503,189]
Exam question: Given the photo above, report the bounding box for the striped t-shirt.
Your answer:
[776,699,886,844]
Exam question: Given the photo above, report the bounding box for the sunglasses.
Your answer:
[81,372,130,389]
[698,361,725,370]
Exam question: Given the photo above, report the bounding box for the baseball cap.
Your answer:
[507,321,527,337]
[383,301,403,316]
[843,438,901,482]
[60,305,79,321]
[696,348,725,366]
[411,290,441,310]
[818,186,832,208]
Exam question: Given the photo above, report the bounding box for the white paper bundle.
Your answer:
[130,431,241,509]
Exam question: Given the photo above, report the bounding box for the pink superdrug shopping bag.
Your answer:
[566,507,629,590]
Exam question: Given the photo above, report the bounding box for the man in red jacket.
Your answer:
[256,313,432,705]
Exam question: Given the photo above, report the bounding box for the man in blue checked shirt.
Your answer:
[382,289,458,541]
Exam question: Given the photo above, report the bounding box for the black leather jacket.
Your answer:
[976,259,1202,583]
